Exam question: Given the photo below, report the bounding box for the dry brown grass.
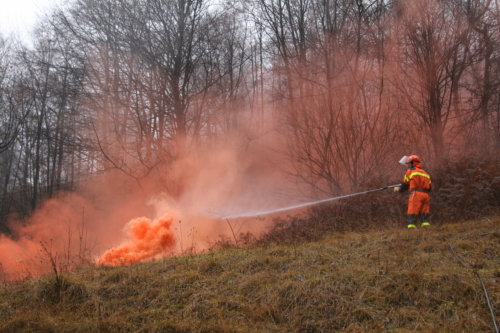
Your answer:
[1,217,500,332]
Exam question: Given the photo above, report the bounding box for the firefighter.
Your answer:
[394,155,432,228]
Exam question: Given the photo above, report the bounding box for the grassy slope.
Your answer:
[1,217,500,333]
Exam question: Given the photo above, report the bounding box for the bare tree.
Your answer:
[394,0,475,161]
[255,0,400,195]
[0,36,28,154]
[461,0,500,152]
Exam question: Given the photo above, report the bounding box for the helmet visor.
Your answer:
[399,156,409,165]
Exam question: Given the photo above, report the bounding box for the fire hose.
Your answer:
[450,231,500,333]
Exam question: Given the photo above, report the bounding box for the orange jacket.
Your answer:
[400,161,432,192]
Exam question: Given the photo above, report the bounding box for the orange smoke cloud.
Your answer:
[99,214,176,266]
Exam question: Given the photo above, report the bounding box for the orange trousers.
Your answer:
[407,191,430,215]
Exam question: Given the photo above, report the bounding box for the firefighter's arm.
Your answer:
[398,182,409,193]
[394,182,409,193]
[396,171,412,193]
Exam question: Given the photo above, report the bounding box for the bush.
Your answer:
[431,154,500,221]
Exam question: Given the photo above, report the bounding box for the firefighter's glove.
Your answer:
[393,187,399,193]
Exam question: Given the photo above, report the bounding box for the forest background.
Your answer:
[0,0,499,271]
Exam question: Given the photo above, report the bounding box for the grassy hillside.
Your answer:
[1,217,500,333]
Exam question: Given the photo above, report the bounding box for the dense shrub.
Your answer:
[431,155,500,221]
[258,154,500,246]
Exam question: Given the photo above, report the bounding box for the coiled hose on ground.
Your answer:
[450,231,499,333]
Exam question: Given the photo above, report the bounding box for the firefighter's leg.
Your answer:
[407,192,418,228]
[420,193,431,227]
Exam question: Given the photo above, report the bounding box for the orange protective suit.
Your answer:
[398,161,432,227]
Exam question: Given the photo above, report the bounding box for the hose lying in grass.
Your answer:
[450,231,499,333]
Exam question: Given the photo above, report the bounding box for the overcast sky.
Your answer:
[0,0,64,40]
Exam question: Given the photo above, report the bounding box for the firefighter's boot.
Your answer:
[407,214,417,229]
[421,213,431,227]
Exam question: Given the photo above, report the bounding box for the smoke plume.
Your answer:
[99,214,176,266]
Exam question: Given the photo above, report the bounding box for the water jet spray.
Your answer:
[225,185,400,219]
